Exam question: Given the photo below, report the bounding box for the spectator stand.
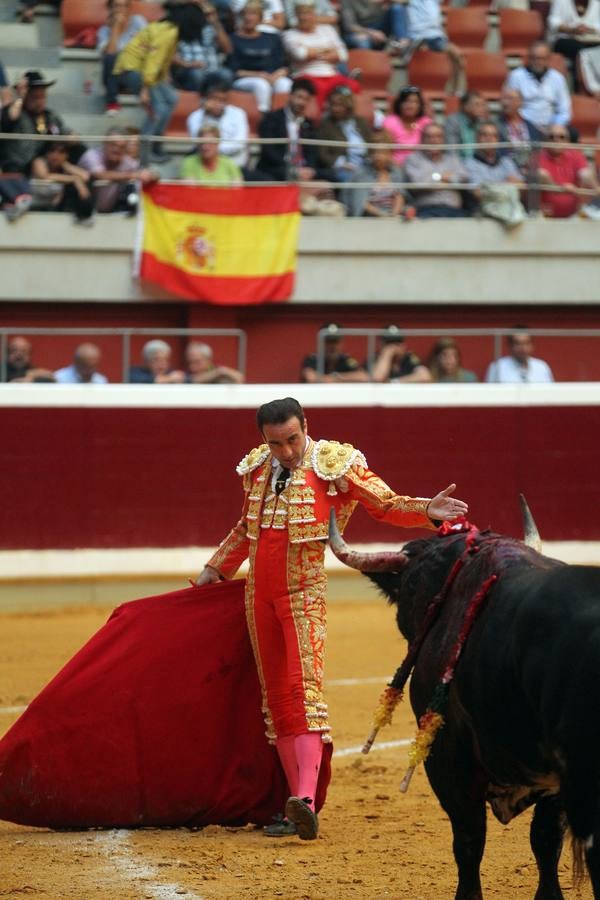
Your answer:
[0,328,247,384]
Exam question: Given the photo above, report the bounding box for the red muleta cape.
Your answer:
[0,580,331,829]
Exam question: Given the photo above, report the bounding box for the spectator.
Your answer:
[78,129,159,214]
[0,59,11,108]
[284,0,338,28]
[548,0,600,90]
[428,337,478,383]
[340,0,410,53]
[283,2,361,111]
[537,123,598,218]
[485,330,554,383]
[407,0,463,92]
[0,70,71,176]
[254,78,322,180]
[495,87,544,176]
[316,86,373,184]
[181,123,243,183]
[31,141,95,224]
[113,4,195,164]
[170,2,233,93]
[1,336,53,382]
[231,0,286,31]
[97,0,148,115]
[403,121,471,218]
[444,91,487,159]
[229,1,291,113]
[466,121,525,226]
[371,325,431,383]
[382,85,432,166]
[187,75,250,167]
[128,340,185,384]
[505,41,571,134]
[300,322,369,382]
[185,342,244,383]
[347,130,409,217]
[54,344,108,384]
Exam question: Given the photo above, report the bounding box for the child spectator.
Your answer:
[382,86,432,165]
[229,1,291,112]
[31,141,95,223]
[180,124,243,184]
[347,130,409,218]
[428,338,478,383]
[97,0,148,115]
[170,2,233,93]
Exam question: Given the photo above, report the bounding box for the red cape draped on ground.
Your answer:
[0,581,331,829]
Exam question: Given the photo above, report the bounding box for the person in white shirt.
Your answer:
[485,331,555,383]
[54,344,108,385]
[186,75,250,167]
[283,1,361,110]
[505,40,572,131]
[548,0,600,88]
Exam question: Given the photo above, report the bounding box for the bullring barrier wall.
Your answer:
[0,383,599,551]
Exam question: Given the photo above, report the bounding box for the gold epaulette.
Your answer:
[311,439,367,482]
[236,443,270,476]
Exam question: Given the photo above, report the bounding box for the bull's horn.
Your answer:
[519,494,542,551]
[328,508,410,571]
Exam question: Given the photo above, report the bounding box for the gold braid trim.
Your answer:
[236,444,270,476]
[311,440,367,482]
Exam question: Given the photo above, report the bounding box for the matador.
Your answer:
[196,397,468,840]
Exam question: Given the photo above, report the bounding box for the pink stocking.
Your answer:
[276,735,299,797]
[294,732,323,811]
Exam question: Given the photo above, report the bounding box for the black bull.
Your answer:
[329,509,600,900]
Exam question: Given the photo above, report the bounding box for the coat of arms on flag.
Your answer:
[136,183,300,305]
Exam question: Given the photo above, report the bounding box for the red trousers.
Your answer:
[245,528,330,743]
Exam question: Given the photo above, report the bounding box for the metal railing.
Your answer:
[314,327,600,378]
[0,327,247,383]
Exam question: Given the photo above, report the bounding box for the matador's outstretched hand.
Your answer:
[427,483,468,522]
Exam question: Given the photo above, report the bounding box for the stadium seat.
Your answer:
[166,90,262,138]
[445,7,489,51]
[444,94,461,116]
[408,49,451,98]
[61,0,163,45]
[570,95,600,144]
[347,49,392,99]
[464,50,508,98]
[499,9,544,57]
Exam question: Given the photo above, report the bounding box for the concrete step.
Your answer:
[0,20,39,47]
[0,45,60,67]
[64,109,146,138]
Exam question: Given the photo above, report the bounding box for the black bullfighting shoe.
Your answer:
[285,796,319,840]
[263,813,297,837]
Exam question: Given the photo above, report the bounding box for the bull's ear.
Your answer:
[328,508,409,572]
[520,494,542,552]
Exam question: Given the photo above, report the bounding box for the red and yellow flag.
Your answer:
[138,183,300,305]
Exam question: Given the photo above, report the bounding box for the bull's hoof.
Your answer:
[285,796,319,840]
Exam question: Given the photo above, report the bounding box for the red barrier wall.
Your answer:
[3,302,600,383]
[1,404,598,549]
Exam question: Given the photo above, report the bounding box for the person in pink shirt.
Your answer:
[382,85,432,165]
[537,123,598,217]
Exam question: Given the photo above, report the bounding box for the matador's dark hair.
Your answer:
[257,397,305,431]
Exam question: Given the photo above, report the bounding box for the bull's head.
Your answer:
[328,508,410,572]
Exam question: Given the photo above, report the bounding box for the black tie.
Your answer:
[275,467,290,495]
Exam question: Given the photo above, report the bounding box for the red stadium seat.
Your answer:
[347,49,392,99]
[408,49,451,99]
[61,0,163,45]
[464,50,508,98]
[499,8,544,57]
[444,94,461,116]
[570,95,600,144]
[445,7,489,50]
[228,90,262,135]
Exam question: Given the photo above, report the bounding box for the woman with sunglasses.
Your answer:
[382,85,432,164]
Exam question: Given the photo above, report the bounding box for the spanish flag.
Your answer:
[138,183,300,305]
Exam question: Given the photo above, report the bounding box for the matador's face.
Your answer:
[262,416,308,470]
